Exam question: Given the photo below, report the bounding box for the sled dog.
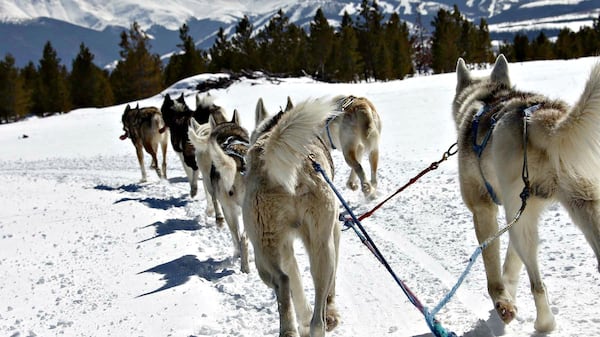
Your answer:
[187,111,250,273]
[243,98,341,337]
[119,104,168,182]
[453,54,600,332]
[160,93,226,220]
[319,95,381,199]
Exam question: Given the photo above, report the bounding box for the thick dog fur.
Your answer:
[161,92,226,221]
[320,95,381,199]
[453,54,600,332]
[188,111,250,273]
[243,98,341,337]
[119,104,168,182]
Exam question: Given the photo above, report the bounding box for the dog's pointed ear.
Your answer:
[135,103,139,109]
[231,109,241,125]
[190,116,200,129]
[209,113,217,129]
[164,94,173,105]
[490,54,511,87]
[456,58,471,92]
[125,104,131,112]
[285,96,294,111]
[255,97,268,126]
[177,93,185,103]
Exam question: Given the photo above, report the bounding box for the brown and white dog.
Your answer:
[320,95,381,199]
[453,54,600,332]
[119,104,168,182]
[243,98,341,337]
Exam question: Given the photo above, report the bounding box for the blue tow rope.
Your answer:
[311,159,457,337]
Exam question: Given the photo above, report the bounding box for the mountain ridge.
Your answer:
[0,0,598,68]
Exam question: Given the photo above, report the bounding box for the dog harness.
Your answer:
[471,103,541,205]
[221,136,249,175]
[326,96,356,150]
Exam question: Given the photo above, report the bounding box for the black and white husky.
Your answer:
[453,54,600,332]
[161,93,226,221]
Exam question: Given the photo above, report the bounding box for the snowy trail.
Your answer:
[2,58,600,337]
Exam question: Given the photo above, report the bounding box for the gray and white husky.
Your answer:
[188,110,250,273]
[320,95,381,199]
[243,98,341,337]
[453,54,600,332]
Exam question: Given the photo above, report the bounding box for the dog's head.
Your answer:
[120,103,140,140]
[160,93,193,127]
[456,54,511,95]
[195,93,228,125]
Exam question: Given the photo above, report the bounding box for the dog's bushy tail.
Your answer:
[262,98,336,194]
[543,63,600,179]
[187,118,211,150]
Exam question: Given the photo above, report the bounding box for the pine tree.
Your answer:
[0,54,30,122]
[333,11,362,82]
[256,9,298,74]
[209,27,233,72]
[110,22,163,104]
[37,41,70,115]
[384,12,414,79]
[530,32,554,60]
[70,43,114,108]
[230,15,258,71]
[431,7,461,73]
[20,61,39,114]
[309,8,335,80]
[512,33,530,62]
[165,23,207,86]
[554,28,580,59]
[355,0,385,81]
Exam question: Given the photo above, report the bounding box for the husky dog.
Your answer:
[243,98,341,337]
[119,104,168,182]
[160,93,226,220]
[319,95,381,199]
[453,54,600,332]
[188,111,250,273]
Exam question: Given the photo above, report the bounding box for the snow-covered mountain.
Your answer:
[0,0,598,68]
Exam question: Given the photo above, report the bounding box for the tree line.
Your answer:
[1,0,599,123]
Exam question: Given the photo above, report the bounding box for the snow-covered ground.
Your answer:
[1,57,599,337]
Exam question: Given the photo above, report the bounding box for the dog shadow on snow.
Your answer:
[138,218,203,243]
[136,254,234,297]
[113,195,189,210]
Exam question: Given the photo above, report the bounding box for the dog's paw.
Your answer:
[495,300,517,324]
[325,307,340,331]
[534,314,556,332]
[346,181,358,190]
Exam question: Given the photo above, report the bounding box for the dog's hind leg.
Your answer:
[325,221,341,331]
[221,201,249,273]
[254,245,299,337]
[368,147,379,192]
[280,238,311,336]
[135,144,148,182]
[504,196,555,332]
[342,145,372,198]
[461,178,514,322]
[559,185,600,273]
[160,139,168,179]
[144,141,161,179]
[305,218,338,337]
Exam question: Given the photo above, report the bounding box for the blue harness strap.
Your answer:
[471,105,500,204]
[325,116,337,150]
[471,103,542,205]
